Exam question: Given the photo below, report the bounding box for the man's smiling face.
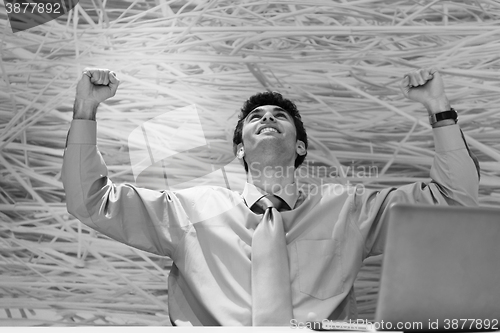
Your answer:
[241,105,300,169]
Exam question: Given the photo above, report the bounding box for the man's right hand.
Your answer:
[74,68,120,120]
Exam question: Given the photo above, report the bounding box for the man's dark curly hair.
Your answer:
[232,91,308,172]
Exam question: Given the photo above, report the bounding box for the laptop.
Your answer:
[314,203,500,332]
[374,203,500,331]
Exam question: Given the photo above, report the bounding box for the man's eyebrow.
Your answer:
[247,106,287,117]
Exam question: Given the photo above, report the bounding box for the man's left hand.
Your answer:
[401,67,450,113]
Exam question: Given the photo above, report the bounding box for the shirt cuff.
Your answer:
[67,119,97,145]
[432,124,466,153]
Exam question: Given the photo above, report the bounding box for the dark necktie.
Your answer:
[250,195,293,326]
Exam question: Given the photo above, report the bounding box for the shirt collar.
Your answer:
[242,182,300,210]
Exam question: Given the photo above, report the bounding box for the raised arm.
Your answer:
[400,66,480,191]
[353,68,480,258]
[62,69,191,257]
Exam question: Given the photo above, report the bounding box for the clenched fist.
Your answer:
[400,67,450,114]
[74,68,120,120]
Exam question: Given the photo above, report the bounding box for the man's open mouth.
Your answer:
[258,127,280,134]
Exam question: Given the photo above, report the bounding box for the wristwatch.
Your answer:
[429,108,458,126]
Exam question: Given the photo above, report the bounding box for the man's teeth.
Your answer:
[260,128,278,134]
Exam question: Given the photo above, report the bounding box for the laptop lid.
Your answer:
[375,203,500,331]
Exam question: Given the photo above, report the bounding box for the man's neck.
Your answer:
[247,164,296,195]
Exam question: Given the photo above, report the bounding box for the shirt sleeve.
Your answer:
[350,124,480,258]
[61,120,192,257]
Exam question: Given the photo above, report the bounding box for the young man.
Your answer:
[62,68,479,326]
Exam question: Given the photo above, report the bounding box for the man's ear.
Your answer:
[296,140,306,156]
[236,144,245,159]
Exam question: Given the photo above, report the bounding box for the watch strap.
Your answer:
[429,108,458,125]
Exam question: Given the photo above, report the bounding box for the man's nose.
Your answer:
[261,111,276,122]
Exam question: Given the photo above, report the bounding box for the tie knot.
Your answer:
[251,195,291,214]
